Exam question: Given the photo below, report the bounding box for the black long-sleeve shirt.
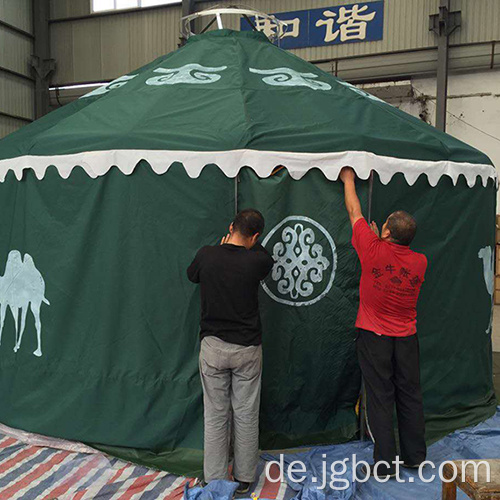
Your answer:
[187,243,274,346]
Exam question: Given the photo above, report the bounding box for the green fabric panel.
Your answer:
[0,30,491,166]
[0,162,496,476]
[371,173,498,440]
[238,167,365,449]
[0,163,235,462]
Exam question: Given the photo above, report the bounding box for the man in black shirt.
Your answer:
[187,208,274,493]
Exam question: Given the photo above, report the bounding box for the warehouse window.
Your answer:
[92,0,180,13]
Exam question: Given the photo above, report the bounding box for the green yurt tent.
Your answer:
[0,29,496,477]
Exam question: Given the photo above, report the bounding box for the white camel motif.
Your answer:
[478,246,494,334]
[0,251,50,357]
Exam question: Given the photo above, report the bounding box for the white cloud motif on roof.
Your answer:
[80,75,139,99]
[146,64,228,85]
[250,67,332,91]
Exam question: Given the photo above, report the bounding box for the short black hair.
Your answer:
[387,211,417,246]
[232,208,265,238]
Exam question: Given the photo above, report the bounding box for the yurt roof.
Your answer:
[0,29,495,188]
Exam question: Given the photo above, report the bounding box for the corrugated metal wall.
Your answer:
[50,2,182,84]
[0,0,34,137]
[50,0,91,19]
[454,0,500,44]
[49,0,500,86]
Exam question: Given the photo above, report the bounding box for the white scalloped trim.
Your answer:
[0,149,496,188]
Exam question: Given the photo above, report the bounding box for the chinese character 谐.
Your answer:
[337,4,376,41]
[316,3,376,43]
[315,10,339,42]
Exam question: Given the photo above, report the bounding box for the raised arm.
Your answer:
[339,167,364,227]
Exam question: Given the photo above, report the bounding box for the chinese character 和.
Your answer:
[254,16,301,39]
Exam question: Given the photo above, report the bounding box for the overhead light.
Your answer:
[49,83,109,91]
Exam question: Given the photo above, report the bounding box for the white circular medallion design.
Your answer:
[261,216,337,306]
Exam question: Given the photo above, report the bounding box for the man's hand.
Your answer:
[339,167,356,184]
[370,221,380,238]
[220,234,231,245]
[340,167,363,227]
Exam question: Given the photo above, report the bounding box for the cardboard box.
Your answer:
[496,245,500,274]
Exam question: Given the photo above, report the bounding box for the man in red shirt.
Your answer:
[340,167,427,478]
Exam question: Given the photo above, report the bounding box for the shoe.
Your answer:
[359,463,397,480]
[235,481,251,494]
[402,462,422,469]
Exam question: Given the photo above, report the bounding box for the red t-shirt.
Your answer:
[352,218,427,337]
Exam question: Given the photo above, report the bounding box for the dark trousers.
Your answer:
[357,329,426,474]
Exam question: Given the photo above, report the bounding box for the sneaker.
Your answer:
[235,481,251,494]
[402,462,422,469]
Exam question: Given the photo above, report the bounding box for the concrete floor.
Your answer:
[492,306,500,397]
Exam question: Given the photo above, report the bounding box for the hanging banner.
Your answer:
[238,167,367,448]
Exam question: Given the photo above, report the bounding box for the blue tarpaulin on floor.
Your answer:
[263,407,500,500]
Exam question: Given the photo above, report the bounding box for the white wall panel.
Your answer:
[393,70,500,199]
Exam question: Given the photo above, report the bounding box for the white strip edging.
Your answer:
[0,149,496,188]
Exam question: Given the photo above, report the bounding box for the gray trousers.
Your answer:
[199,336,262,483]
